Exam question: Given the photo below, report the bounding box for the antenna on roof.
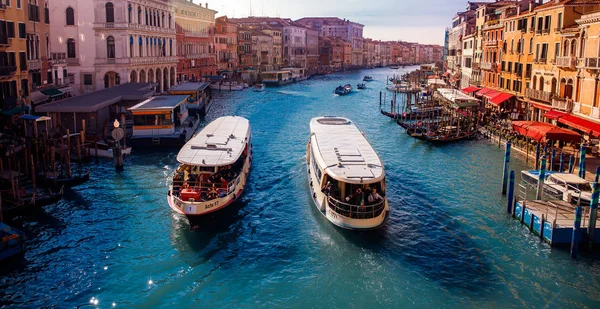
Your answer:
[249,0,253,17]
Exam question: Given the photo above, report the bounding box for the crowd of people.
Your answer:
[321,181,384,207]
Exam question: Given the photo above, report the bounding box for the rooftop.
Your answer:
[310,116,384,184]
[36,83,155,113]
[177,116,251,167]
[128,95,189,112]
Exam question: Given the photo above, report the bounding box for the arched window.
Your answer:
[105,2,115,23]
[66,7,75,25]
[571,40,577,56]
[107,36,115,58]
[138,6,142,24]
[539,76,544,91]
[510,39,514,52]
[128,4,132,23]
[129,36,134,57]
[162,12,165,28]
[67,38,76,58]
[529,38,533,54]
[138,37,143,56]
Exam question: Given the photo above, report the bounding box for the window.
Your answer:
[5,0,10,7]
[544,16,551,30]
[558,13,563,30]
[541,43,548,60]
[107,36,115,58]
[66,7,74,25]
[0,21,6,45]
[44,4,49,24]
[18,22,25,38]
[19,51,26,70]
[529,38,533,54]
[28,3,40,22]
[555,42,560,58]
[83,74,93,85]
[105,3,115,23]
[6,21,14,38]
[508,62,512,73]
[47,71,53,84]
[17,0,21,9]
[67,38,76,58]
[68,73,75,84]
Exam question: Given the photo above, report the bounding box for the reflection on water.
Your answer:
[1,67,600,308]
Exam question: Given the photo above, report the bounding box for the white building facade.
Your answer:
[50,0,178,95]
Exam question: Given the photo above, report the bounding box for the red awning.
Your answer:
[489,93,514,106]
[461,86,481,94]
[529,101,552,111]
[558,114,600,137]
[543,110,567,120]
[512,121,581,142]
[484,90,500,99]
[475,87,493,96]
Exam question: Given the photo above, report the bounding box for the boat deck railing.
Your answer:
[327,196,386,219]
[171,175,239,203]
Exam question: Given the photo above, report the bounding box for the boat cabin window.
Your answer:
[133,113,173,126]
[570,182,591,192]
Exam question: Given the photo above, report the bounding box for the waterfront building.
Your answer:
[251,29,274,71]
[173,0,217,83]
[363,38,375,67]
[1,0,31,112]
[481,9,503,91]
[305,27,319,72]
[49,0,178,95]
[461,33,476,89]
[237,27,252,68]
[381,42,392,66]
[575,10,600,121]
[259,25,282,70]
[215,16,237,73]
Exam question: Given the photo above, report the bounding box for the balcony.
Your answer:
[185,54,211,59]
[556,56,576,69]
[184,32,209,38]
[533,58,547,64]
[528,26,535,32]
[582,57,600,70]
[541,28,550,35]
[552,97,573,112]
[50,53,67,64]
[0,66,17,78]
[535,28,543,35]
[94,22,176,34]
[484,40,497,47]
[27,59,42,70]
[480,62,497,72]
[525,88,552,103]
[67,58,80,65]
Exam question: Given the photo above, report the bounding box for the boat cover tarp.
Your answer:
[512,121,581,142]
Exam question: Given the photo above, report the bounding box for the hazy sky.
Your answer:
[202,0,470,45]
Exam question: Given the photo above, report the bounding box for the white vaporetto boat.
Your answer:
[168,116,252,224]
[306,116,389,230]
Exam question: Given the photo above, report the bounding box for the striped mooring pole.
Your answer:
[559,152,565,172]
[588,182,599,248]
[595,166,600,184]
[502,141,511,195]
[535,143,541,170]
[550,148,556,172]
[579,144,587,179]
[507,171,515,214]
[571,206,583,259]
[569,155,575,173]
[536,156,547,200]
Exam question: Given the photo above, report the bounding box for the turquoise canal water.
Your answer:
[3,67,600,308]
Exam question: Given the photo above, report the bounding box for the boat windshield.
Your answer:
[570,182,592,192]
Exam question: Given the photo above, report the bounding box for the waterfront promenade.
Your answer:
[1,67,600,308]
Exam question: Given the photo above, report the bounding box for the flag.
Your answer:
[360,195,365,210]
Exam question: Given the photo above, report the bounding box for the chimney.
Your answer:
[206,3,208,9]
[529,0,533,12]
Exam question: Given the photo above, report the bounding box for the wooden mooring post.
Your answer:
[506,171,515,214]
[579,144,587,179]
[536,156,547,200]
[571,206,583,259]
[502,141,511,195]
[559,152,565,172]
[569,155,575,173]
[535,143,541,170]
[588,182,599,248]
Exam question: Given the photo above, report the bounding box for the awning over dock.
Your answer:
[511,121,581,142]
[128,95,189,112]
[169,82,210,92]
[36,83,155,113]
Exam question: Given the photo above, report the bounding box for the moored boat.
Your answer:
[357,83,366,90]
[306,116,389,230]
[262,70,294,86]
[0,222,26,262]
[253,83,266,92]
[167,116,252,225]
[363,76,373,81]
[209,81,247,91]
[390,66,400,69]
[334,84,352,95]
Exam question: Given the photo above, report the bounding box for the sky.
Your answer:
[199,0,471,45]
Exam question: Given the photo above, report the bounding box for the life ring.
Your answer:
[208,184,218,199]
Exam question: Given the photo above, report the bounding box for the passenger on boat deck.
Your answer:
[368,188,383,204]
[346,188,363,205]
[321,181,332,195]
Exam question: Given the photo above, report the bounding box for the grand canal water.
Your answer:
[2,67,600,308]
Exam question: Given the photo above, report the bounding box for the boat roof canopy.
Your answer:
[549,173,589,184]
[177,116,251,166]
[169,82,210,92]
[310,116,384,184]
[128,95,189,112]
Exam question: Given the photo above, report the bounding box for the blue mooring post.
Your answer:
[550,149,556,172]
[502,141,511,195]
[536,156,547,200]
[579,144,587,179]
[588,182,599,248]
[571,206,583,259]
[535,143,541,169]
[559,152,565,172]
[595,166,600,184]
[569,155,575,173]
[507,171,515,213]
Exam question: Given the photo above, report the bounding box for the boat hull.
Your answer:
[264,79,293,86]
[167,145,252,221]
[305,142,388,230]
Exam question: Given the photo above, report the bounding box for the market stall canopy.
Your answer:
[543,110,567,120]
[475,87,494,96]
[511,121,581,142]
[557,114,600,137]
[437,88,479,109]
[489,92,514,106]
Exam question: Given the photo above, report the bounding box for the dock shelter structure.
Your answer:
[168,82,211,116]
[35,83,155,138]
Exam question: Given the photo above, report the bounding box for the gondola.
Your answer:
[37,170,90,189]
[1,185,64,217]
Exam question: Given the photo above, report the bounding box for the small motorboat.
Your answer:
[38,168,91,189]
[253,83,266,92]
[363,76,373,82]
[334,84,352,95]
[357,83,366,90]
[390,66,400,69]
[0,222,26,261]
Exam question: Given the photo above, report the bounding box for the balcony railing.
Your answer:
[94,22,176,34]
[485,40,498,46]
[556,56,576,69]
[582,57,600,70]
[50,53,67,64]
[535,28,543,34]
[480,62,496,72]
[67,58,80,65]
[185,54,211,59]
[0,66,17,77]
[542,28,550,34]
[525,88,553,103]
[27,59,42,70]
[533,58,547,64]
[552,97,573,112]
[528,26,535,32]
